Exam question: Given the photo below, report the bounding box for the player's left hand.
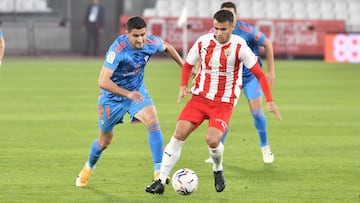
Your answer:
[266,102,281,121]
[177,86,191,104]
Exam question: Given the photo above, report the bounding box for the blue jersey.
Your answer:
[0,31,3,37]
[101,35,165,100]
[233,20,266,78]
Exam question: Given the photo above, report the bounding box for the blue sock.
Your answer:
[87,140,105,169]
[221,128,229,144]
[148,124,164,172]
[251,109,268,147]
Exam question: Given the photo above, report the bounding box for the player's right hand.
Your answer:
[266,102,282,121]
[127,91,144,103]
[177,86,191,104]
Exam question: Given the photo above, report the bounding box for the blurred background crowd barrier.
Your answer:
[0,0,359,62]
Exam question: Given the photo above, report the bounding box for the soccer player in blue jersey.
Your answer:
[205,1,276,164]
[76,16,184,187]
[0,30,5,67]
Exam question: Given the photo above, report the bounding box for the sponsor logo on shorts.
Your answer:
[215,118,227,130]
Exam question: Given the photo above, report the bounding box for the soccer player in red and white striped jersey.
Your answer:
[146,9,281,195]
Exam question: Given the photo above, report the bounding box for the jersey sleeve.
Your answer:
[147,35,165,53]
[238,22,266,46]
[238,42,258,69]
[252,27,266,46]
[103,42,122,71]
[185,38,201,65]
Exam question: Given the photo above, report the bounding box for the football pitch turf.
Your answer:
[0,58,359,202]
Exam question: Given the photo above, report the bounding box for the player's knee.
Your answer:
[251,109,264,118]
[98,132,113,148]
[205,136,220,148]
[98,140,111,149]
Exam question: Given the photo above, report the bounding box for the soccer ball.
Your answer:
[171,168,199,195]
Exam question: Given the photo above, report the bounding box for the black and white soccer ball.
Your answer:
[171,168,199,195]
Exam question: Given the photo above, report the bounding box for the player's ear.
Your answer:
[230,22,235,31]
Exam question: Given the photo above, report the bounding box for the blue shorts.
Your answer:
[97,84,154,132]
[242,75,263,100]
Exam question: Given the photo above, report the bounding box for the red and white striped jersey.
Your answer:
[186,33,258,106]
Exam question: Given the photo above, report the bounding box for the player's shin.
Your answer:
[208,142,224,171]
[88,140,106,169]
[251,109,268,147]
[148,124,164,173]
[159,136,184,185]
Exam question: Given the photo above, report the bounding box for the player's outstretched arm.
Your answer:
[250,62,281,121]
[262,38,275,88]
[163,41,184,67]
[98,66,143,103]
[177,62,194,103]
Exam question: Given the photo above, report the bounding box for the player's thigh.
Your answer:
[178,96,207,129]
[243,76,263,99]
[208,102,233,134]
[243,76,263,110]
[134,105,159,127]
[129,85,156,126]
[173,120,196,141]
[98,96,131,132]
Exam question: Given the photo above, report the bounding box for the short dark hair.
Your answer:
[213,9,234,24]
[126,16,146,32]
[220,1,237,13]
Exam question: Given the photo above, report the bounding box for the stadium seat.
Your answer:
[279,10,293,19]
[237,1,253,18]
[15,0,33,12]
[145,0,357,31]
[335,12,349,21]
[252,11,266,19]
[348,0,360,12]
[143,8,157,17]
[279,1,292,13]
[293,1,306,12]
[307,11,322,20]
[306,1,320,13]
[0,0,14,12]
[169,0,183,17]
[34,0,52,12]
[320,2,334,13]
[155,0,170,17]
[265,0,278,12]
[294,12,307,20]
[266,11,280,19]
[321,12,335,20]
[334,1,348,12]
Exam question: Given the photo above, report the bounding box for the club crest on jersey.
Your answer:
[209,59,222,68]
[224,48,231,57]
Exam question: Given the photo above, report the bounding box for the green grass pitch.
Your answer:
[0,58,359,202]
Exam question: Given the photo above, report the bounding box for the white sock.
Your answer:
[159,136,184,184]
[208,142,224,172]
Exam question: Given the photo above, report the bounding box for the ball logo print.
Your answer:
[171,168,199,195]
